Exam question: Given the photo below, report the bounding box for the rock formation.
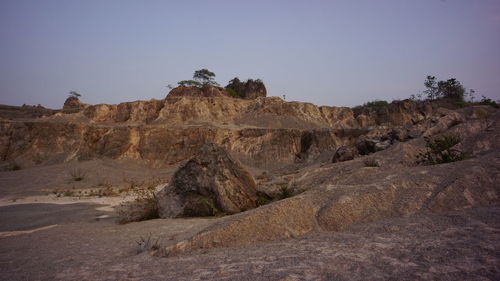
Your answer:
[332,146,358,163]
[239,79,267,99]
[157,143,258,217]
[161,107,500,255]
[0,98,448,168]
[225,78,267,99]
[166,85,230,99]
[0,89,498,262]
[63,96,86,112]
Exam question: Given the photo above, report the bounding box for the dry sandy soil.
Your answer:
[0,161,499,281]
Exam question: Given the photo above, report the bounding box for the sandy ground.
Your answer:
[0,159,173,198]
[0,199,499,280]
[1,162,499,280]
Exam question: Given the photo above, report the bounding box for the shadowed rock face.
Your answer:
[241,80,267,99]
[158,143,258,217]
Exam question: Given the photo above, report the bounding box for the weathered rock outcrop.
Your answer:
[331,146,358,162]
[0,104,59,120]
[0,97,480,169]
[166,85,230,99]
[63,97,86,112]
[225,78,267,99]
[158,143,258,217]
[241,79,267,99]
[160,107,500,255]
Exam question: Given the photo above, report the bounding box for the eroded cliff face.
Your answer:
[0,95,443,169]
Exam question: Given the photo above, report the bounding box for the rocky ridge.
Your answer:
[0,92,447,169]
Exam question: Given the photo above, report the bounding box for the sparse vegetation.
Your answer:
[177,69,219,87]
[479,96,499,108]
[199,199,226,217]
[193,69,218,86]
[363,100,389,107]
[69,168,85,181]
[422,76,465,101]
[63,189,75,197]
[225,77,266,99]
[256,192,272,206]
[417,134,468,165]
[135,234,161,254]
[177,80,202,87]
[279,185,293,199]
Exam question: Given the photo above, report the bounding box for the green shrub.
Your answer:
[177,80,202,87]
[417,134,467,165]
[479,96,499,108]
[256,192,272,206]
[199,199,226,217]
[225,77,265,99]
[279,186,293,199]
[422,76,465,101]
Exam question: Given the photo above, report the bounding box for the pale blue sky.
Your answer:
[1,0,499,109]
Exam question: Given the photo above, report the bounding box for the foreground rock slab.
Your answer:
[3,204,498,280]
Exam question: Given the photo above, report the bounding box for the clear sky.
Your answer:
[1,0,499,109]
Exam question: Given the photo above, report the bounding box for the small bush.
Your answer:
[69,168,85,181]
[135,234,161,254]
[417,134,467,165]
[479,96,499,108]
[63,190,75,197]
[279,185,293,199]
[256,192,272,206]
[199,199,226,217]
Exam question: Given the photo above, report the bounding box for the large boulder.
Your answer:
[158,143,258,217]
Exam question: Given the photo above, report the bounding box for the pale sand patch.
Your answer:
[0,183,166,211]
[0,224,58,239]
[0,194,134,212]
